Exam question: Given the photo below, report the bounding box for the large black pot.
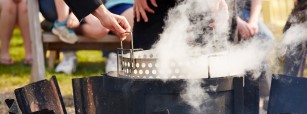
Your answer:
[73,74,244,114]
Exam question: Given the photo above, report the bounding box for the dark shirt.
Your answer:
[64,0,103,21]
[298,0,307,4]
[133,0,177,49]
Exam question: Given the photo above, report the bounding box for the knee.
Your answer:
[4,1,17,14]
[19,1,28,14]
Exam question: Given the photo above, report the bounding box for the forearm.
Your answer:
[249,0,262,24]
[92,5,110,22]
[64,0,103,21]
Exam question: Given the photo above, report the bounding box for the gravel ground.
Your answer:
[0,92,75,114]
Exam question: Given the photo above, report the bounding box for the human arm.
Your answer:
[248,0,262,35]
[64,0,131,40]
[237,16,253,39]
[134,0,158,22]
[209,0,229,28]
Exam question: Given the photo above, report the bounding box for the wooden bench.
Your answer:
[28,0,129,82]
[42,32,128,69]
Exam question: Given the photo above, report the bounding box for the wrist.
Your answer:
[93,5,109,21]
[248,19,258,25]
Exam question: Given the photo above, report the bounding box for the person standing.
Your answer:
[0,0,32,65]
[284,0,307,77]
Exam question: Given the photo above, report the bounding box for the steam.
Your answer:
[153,0,273,79]
[132,0,307,112]
[154,0,231,79]
[283,22,307,46]
[180,80,208,113]
[151,0,275,112]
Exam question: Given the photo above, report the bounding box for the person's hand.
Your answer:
[237,17,253,39]
[134,0,158,22]
[67,13,80,29]
[93,5,131,40]
[247,21,258,36]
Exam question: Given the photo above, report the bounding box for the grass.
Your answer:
[0,29,107,96]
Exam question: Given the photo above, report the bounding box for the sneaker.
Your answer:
[52,20,78,44]
[105,52,118,73]
[55,52,77,75]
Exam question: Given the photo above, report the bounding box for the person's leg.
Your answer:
[39,0,57,22]
[284,44,305,76]
[0,0,17,64]
[121,7,134,29]
[52,0,78,44]
[81,14,109,39]
[54,0,69,22]
[17,0,32,64]
[298,45,307,76]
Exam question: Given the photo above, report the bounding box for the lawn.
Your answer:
[0,29,107,96]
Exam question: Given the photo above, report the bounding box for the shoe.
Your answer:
[105,52,118,73]
[55,52,77,75]
[52,20,78,44]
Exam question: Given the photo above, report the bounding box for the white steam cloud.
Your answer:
[153,0,273,79]
[151,0,274,112]
[283,22,307,46]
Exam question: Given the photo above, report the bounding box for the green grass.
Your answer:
[0,29,107,96]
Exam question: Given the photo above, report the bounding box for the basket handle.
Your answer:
[117,32,135,76]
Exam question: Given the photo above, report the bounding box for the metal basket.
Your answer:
[116,33,234,79]
[117,33,186,79]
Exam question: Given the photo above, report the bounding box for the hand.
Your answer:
[237,17,253,39]
[67,13,80,29]
[93,5,131,40]
[247,21,259,36]
[134,0,158,22]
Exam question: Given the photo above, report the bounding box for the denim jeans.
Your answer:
[39,0,57,22]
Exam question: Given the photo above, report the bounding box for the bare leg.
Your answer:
[121,7,134,28]
[0,0,17,64]
[81,14,110,39]
[54,0,69,22]
[17,0,32,63]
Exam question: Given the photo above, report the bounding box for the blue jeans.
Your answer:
[39,0,57,22]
